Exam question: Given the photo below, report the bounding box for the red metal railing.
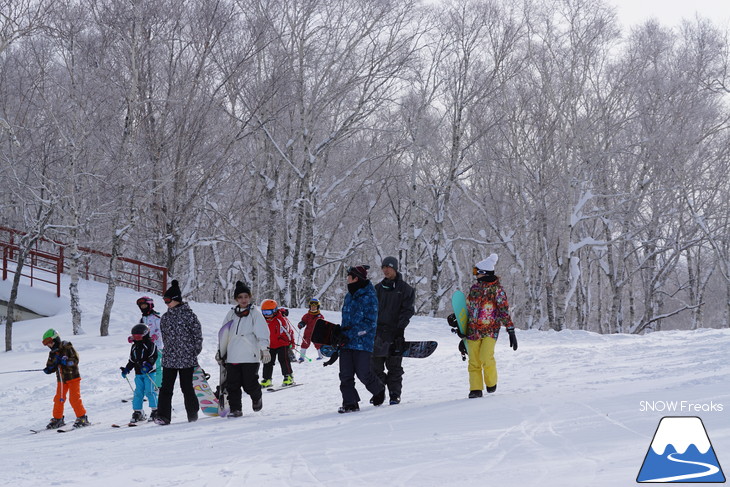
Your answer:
[0,225,167,297]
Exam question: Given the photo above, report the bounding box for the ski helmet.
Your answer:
[136,296,154,310]
[308,298,320,313]
[42,328,59,346]
[261,299,278,318]
[129,324,150,342]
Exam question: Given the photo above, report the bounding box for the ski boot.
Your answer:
[154,416,170,425]
[252,397,263,412]
[46,417,65,430]
[337,403,360,414]
[73,415,91,428]
[131,410,147,423]
[486,385,497,394]
[148,409,158,422]
[389,396,401,405]
[259,379,272,388]
[229,410,243,418]
[371,389,385,406]
[468,390,483,399]
[282,375,294,387]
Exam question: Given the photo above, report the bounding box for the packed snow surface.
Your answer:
[1,276,728,486]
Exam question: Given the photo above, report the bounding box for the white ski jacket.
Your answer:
[218,306,270,364]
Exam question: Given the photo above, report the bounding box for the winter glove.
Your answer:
[458,340,467,361]
[450,327,466,339]
[323,350,339,367]
[260,349,271,364]
[390,335,406,356]
[281,308,289,317]
[59,356,70,366]
[215,350,226,366]
[297,321,306,330]
[140,362,152,374]
[508,329,518,351]
[43,365,56,374]
[447,313,458,328]
[120,367,130,378]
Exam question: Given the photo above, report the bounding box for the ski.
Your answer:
[111,422,146,428]
[30,428,55,434]
[57,424,93,433]
[266,383,303,392]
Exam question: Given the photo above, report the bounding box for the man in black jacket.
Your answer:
[372,256,415,405]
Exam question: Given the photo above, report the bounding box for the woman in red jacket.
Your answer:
[259,299,296,388]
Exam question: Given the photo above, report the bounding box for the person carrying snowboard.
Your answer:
[120,324,159,423]
[155,280,203,424]
[337,265,386,413]
[259,299,295,388]
[372,256,415,405]
[297,298,326,362]
[41,328,90,429]
[217,281,270,417]
[136,296,164,388]
[460,254,517,398]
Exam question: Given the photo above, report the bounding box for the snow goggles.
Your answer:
[473,267,486,276]
[42,337,54,346]
[261,309,275,317]
[162,297,172,303]
[127,334,146,343]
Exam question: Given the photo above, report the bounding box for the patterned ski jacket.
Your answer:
[341,280,379,352]
[124,338,159,375]
[218,306,270,364]
[266,312,295,349]
[466,278,514,340]
[141,311,163,350]
[160,302,203,368]
[45,341,81,382]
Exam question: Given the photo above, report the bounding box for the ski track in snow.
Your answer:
[1,276,728,486]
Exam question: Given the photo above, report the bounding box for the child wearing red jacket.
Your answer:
[297,298,326,362]
[259,299,296,388]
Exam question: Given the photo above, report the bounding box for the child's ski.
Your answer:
[266,383,303,392]
[57,424,93,433]
[111,422,146,428]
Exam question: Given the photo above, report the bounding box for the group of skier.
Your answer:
[40,253,517,427]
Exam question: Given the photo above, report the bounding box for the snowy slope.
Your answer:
[1,275,728,487]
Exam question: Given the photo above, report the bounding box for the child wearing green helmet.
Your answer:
[42,328,90,429]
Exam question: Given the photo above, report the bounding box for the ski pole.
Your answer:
[0,368,44,374]
[58,365,66,403]
[124,375,135,393]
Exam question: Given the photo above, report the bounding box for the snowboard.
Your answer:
[320,341,438,359]
[192,366,220,417]
[216,320,233,418]
[311,319,342,346]
[451,290,469,359]
[390,340,438,358]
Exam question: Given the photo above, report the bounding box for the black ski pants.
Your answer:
[371,355,404,398]
[225,363,262,412]
[262,346,293,380]
[339,348,384,406]
[157,367,199,422]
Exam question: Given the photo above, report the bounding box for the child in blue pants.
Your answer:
[121,324,159,422]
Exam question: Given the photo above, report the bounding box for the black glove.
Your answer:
[450,327,466,339]
[447,313,458,328]
[120,367,130,378]
[458,340,467,361]
[297,321,306,330]
[323,350,339,367]
[390,335,406,356]
[43,365,56,374]
[508,329,518,351]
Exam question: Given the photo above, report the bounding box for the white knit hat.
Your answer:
[475,254,498,272]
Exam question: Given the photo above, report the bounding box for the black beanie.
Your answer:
[234,280,251,299]
[347,265,370,281]
[163,280,182,302]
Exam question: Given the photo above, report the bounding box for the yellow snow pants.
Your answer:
[466,337,497,391]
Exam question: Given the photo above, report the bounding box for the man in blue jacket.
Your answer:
[337,265,386,413]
